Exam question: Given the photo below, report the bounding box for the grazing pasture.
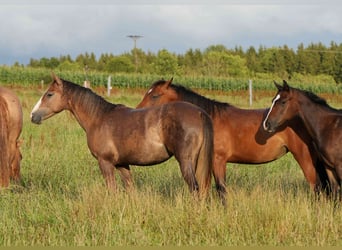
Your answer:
[0,84,341,246]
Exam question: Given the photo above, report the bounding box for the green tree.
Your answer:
[105,56,134,73]
[153,49,180,76]
[182,48,203,75]
[332,43,342,83]
[204,44,228,54]
[97,53,113,72]
[75,52,97,70]
[245,46,259,74]
[57,60,82,71]
[202,51,248,77]
[281,45,296,76]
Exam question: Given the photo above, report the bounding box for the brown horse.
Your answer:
[263,80,341,197]
[137,78,331,200]
[0,86,23,187]
[30,74,214,197]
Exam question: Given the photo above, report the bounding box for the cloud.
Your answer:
[0,3,341,64]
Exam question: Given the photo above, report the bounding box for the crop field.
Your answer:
[0,77,341,246]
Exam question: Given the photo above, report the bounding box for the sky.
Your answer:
[0,0,341,65]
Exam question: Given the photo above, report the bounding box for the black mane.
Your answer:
[164,82,232,116]
[62,79,120,116]
[299,87,340,112]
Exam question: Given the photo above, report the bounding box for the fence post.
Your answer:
[107,76,112,97]
[249,79,253,106]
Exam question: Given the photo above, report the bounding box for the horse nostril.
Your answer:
[266,120,270,128]
[263,120,271,132]
[31,113,42,124]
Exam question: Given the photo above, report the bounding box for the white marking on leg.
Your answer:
[263,94,280,131]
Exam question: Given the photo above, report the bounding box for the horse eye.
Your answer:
[46,92,54,97]
[152,94,160,99]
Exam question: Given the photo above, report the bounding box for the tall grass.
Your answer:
[0,86,340,246]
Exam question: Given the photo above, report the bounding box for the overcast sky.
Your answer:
[0,0,341,65]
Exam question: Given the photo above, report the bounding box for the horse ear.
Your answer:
[51,72,63,86]
[273,81,283,91]
[282,80,290,91]
[164,77,173,89]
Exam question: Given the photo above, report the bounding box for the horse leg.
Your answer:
[0,165,10,188]
[10,141,22,183]
[325,168,341,200]
[212,155,227,206]
[176,157,199,193]
[334,165,342,201]
[98,158,117,192]
[290,148,321,192]
[116,165,134,191]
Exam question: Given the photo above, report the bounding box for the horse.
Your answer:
[30,73,214,198]
[0,86,23,187]
[136,78,331,200]
[263,80,341,197]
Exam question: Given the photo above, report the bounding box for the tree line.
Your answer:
[25,41,342,83]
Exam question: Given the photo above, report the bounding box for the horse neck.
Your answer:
[296,94,329,141]
[66,89,111,132]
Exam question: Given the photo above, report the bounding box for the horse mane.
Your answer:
[61,79,119,116]
[167,82,233,116]
[298,87,340,112]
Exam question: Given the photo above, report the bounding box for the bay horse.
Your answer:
[30,73,214,198]
[137,78,331,200]
[263,80,341,197]
[0,86,23,187]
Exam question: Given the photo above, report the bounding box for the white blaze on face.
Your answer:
[30,97,42,118]
[263,94,281,131]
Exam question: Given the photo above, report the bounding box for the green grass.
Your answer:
[0,86,340,246]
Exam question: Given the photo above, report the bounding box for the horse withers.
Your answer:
[30,73,214,198]
[137,78,331,200]
[263,80,342,197]
[0,87,23,187]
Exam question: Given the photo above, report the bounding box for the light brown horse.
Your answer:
[30,74,214,197]
[264,80,341,198]
[137,78,331,200]
[0,86,23,187]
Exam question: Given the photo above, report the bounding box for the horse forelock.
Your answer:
[169,84,231,116]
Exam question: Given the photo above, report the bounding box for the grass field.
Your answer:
[0,84,341,246]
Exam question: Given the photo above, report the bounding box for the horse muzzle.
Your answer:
[263,120,275,133]
[31,112,42,124]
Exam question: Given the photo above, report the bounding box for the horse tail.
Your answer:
[0,97,10,187]
[196,111,214,198]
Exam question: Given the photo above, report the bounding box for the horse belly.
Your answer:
[118,142,171,166]
[216,112,291,164]
[228,142,288,163]
[218,128,288,164]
